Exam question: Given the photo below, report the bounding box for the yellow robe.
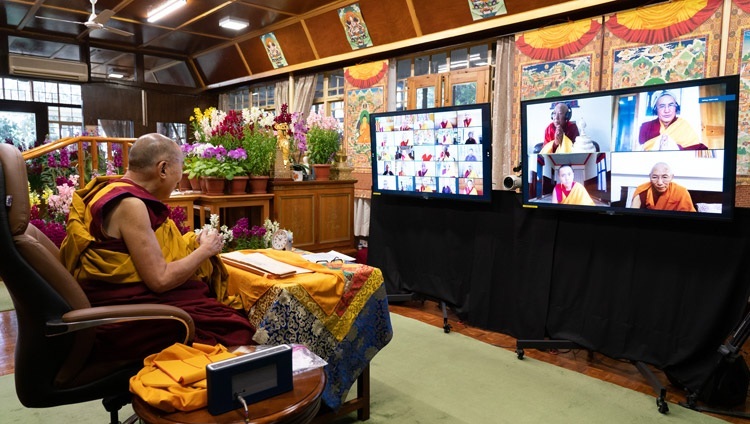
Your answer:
[642,118,701,151]
[539,135,574,154]
[632,181,696,211]
[554,182,595,206]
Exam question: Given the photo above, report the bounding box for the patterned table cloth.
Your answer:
[226,260,393,410]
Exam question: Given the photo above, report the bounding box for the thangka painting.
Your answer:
[519,57,593,101]
[600,0,722,89]
[343,61,388,198]
[611,38,707,89]
[725,0,750,180]
[261,32,287,69]
[338,4,373,50]
[468,0,507,21]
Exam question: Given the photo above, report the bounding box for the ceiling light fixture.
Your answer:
[107,71,125,79]
[219,17,249,30]
[147,0,187,23]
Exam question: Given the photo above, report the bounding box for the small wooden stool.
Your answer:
[132,368,325,424]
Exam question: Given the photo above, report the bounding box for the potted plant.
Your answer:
[241,126,277,193]
[306,112,341,180]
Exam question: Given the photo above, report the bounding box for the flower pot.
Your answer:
[312,164,331,181]
[188,176,201,191]
[248,175,269,194]
[228,176,249,195]
[179,173,192,191]
[202,177,226,195]
[292,169,305,182]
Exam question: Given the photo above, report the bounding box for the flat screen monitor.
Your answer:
[520,75,739,220]
[370,103,492,202]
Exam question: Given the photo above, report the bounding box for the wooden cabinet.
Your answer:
[270,180,356,253]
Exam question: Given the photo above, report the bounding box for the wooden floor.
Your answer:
[1,302,749,422]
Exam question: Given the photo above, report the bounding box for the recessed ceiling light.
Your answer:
[219,17,249,30]
[147,0,187,23]
[108,72,125,79]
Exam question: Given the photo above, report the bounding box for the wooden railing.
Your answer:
[22,136,135,187]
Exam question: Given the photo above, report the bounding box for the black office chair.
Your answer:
[0,143,195,424]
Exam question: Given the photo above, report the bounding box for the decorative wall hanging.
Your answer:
[261,32,287,69]
[467,0,507,21]
[339,4,373,50]
[343,61,388,198]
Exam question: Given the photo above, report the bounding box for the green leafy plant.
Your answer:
[306,112,341,165]
[242,129,277,176]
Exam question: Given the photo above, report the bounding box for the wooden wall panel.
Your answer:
[195,46,247,86]
[359,0,418,44]
[410,0,475,34]
[239,37,275,74]
[82,83,216,137]
[305,11,352,58]
[272,22,317,64]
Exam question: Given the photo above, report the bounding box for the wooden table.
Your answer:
[132,367,325,424]
[195,194,273,228]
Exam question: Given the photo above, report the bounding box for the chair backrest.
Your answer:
[0,143,98,406]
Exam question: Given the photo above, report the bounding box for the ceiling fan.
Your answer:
[35,0,134,37]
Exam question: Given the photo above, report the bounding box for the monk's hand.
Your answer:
[554,125,563,146]
[198,229,224,256]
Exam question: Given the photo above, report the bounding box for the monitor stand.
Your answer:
[515,339,669,413]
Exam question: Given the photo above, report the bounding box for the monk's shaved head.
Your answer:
[128,133,182,172]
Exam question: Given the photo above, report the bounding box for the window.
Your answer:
[157,122,188,143]
[251,84,275,110]
[227,89,250,110]
[311,70,345,126]
[0,78,83,141]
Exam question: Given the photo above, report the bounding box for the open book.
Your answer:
[221,251,313,279]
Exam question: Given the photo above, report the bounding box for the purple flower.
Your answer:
[227,147,247,161]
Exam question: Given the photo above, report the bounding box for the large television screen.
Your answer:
[520,75,739,220]
[370,103,492,202]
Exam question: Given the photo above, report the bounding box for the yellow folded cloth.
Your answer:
[130,343,239,412]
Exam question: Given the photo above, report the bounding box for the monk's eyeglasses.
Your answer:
[650,174,673,182]
[656,102,677,111]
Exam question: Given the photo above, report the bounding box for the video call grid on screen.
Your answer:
[519,75,739,220]
[371,103,492,202]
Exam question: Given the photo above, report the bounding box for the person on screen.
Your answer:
[442,183,453,194]
[464,178,478,195]
[439,145,451,161]
[551,165,595,206]
[419,177,432,192]
[417,162,430,177]
[464,164,477,178]
[465,131,477,144]
[638,91,707,151]
[397,165,405,176]
[630,162,696,211]
[540,102,579,154]
[441,162,457,177]
[383,162,394,175]
[465,148,477,161]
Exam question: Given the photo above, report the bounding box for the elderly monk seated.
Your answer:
[629,162,696,211]
[551,165,595,206]
[60,133,255,363]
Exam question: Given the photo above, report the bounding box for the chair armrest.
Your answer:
[47,304,195,344]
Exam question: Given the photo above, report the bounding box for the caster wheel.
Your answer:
[443,324,452,333]
[516,348,525,359]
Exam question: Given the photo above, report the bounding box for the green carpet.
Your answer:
[0,313,725,423]
[0,282,13,312]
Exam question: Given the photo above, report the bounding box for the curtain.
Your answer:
[218,93,229,111]
[274,80,289,114]
[292,74,317,118]
[492,36,515,185]
[354,198,370,237]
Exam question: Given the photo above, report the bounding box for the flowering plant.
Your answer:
[228,218,284,250]
[306,112,341,164]
[187,107,278,178]
[29,174,79,247]
[194,214,234,251]
[241,107,277,177]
